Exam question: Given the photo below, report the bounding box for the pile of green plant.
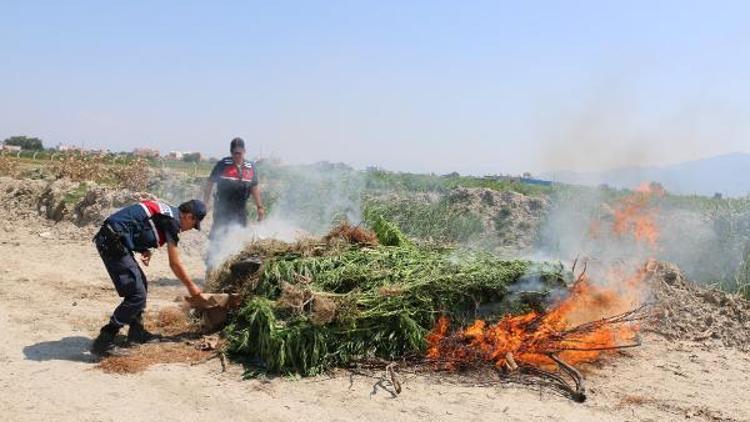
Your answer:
[218,221,567,376]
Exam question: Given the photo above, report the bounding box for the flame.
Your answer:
[612,182,664,247]
[426,267,648,368]
[426,184,662,370]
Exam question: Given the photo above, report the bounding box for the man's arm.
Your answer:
[203,180,214,206]
[167,242,202,297]
[204,161,222,206]
[250,184,265,221]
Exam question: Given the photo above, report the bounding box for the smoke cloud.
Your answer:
[205,162,366,269]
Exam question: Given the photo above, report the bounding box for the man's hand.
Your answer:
[256,205,266,222]
[140,250,152,267]
[167,242,203,297]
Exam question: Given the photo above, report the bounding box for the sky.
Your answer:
[1,1,749,175]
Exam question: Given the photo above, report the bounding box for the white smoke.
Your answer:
[204,216,308,269]
[205,162,367,269]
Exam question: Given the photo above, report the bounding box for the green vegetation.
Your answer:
[221,222,567,376]
[63,182,88,206]
[364,197,484,243]
[3,135,44,150]
[364,169,553,196]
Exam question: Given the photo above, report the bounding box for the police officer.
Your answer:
[203,137,264,238]
[91,199,207,356]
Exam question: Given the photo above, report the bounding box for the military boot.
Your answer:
[127,316,162,344]
[91,324,130,357]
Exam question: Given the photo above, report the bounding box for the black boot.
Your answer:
[91,324,130,357]
[127,316,162,344]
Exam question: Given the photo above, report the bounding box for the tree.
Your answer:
[3,136,44,150]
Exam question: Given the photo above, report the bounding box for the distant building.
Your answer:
[1,144,22,152]
[166,151,184,160]
[56,143,82,152]
[133,148,160,158]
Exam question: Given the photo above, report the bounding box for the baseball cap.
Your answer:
[181,199,207,230]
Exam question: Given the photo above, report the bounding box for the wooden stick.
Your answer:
[504,352,518,372]
[386,363,402,394]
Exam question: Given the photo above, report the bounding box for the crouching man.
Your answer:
[91,199,207,356]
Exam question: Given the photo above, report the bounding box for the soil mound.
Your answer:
[647,261,750,351]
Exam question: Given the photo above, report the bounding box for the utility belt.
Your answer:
[93,224,129,260]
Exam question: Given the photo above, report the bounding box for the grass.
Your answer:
[63,182,88,206]
[364,168,553,196]
[363,198,485,243]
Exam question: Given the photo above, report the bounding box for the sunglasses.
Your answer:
[231,150,245,155]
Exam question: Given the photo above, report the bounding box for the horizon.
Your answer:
[2,2,750,176]
[3,134,749,178]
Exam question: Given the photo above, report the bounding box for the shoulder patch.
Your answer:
[157,202,174,217]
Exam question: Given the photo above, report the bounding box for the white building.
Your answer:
[56,143,82,152]
[1,144,22,152]
[166,151,184,160]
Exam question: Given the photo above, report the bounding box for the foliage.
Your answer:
[3,135,44,150]
[364,197,484,243]
[51,153,108,182]
[63,182,89,206]
[364,169,553,196]
[0,154,20,177]
[220,223,568,376]
[182,152,202,163]
[113,157,151,191]
[366,213,412,246]
[49,153,152,190]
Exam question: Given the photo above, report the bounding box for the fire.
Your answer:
[427,267,648,369]
[612,182,664,247]
[426,183,662,371]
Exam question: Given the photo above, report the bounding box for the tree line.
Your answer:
[3,136,44,150]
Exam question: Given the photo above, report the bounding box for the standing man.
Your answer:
[203,137,265,240]
[91,199,207,356]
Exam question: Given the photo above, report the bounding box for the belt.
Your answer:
[94,224,128,258]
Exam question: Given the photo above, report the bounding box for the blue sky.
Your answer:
[1,1,749,175]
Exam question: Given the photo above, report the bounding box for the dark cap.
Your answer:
[230,137,245,152]
[180,199,207,230]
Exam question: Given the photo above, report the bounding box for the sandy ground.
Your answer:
[1,219,749,422]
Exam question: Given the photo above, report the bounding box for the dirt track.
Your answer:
[1,218,749,422]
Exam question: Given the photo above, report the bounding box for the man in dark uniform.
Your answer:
[91,199,207,356]
[203,137,265,240]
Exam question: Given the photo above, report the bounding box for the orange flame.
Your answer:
[427,267,648,368]
[612,182,664,247]
[426,184,662,369]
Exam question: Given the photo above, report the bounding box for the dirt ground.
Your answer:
[1,218,749,422]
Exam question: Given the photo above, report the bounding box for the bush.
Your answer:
[0,155,20,177]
